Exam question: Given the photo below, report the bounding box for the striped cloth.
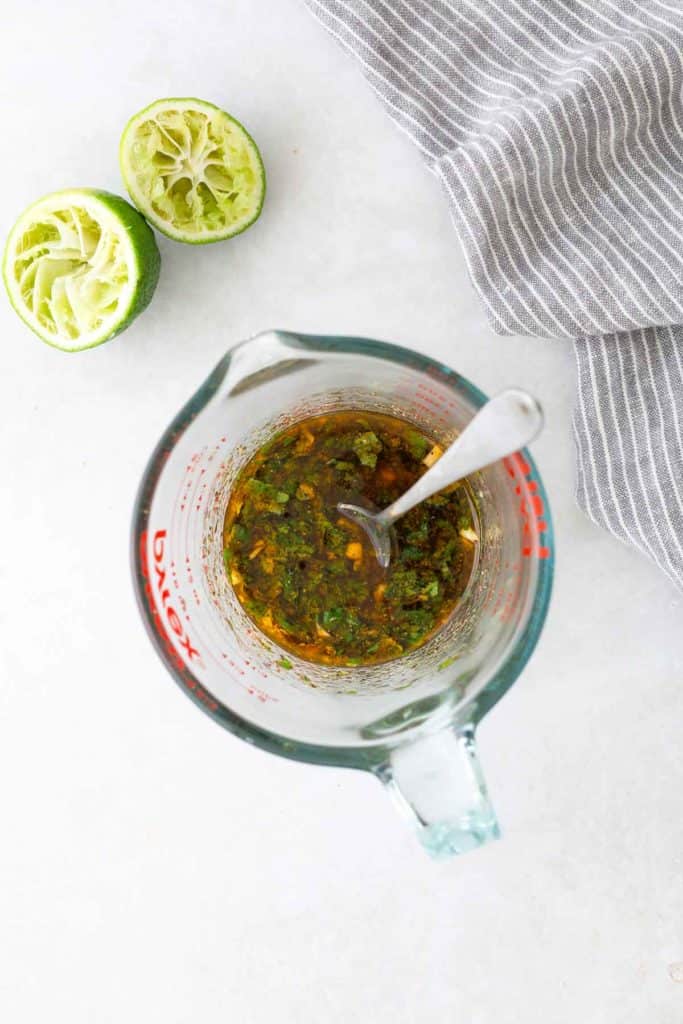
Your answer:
[303,0,683,590]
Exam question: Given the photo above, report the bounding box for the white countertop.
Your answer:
[1,1,682,1021]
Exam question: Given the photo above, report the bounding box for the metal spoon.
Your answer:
[338,388,544,568]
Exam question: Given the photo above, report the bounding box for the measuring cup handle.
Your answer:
[374,725,500,859]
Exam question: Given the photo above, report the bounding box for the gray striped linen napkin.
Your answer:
[303,0,683,590]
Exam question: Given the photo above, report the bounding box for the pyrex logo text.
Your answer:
[151,530,202,664]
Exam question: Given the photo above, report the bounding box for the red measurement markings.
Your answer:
[504,454,551,559]
[394,379,449,431]
[179,453,199,512]
[195,467,208,512]
[221,653,245,676]
[412,382,452,430]
[220,654,277,702]
[248,686,276,703]
[497,588,516,623]
[183,554,202,608]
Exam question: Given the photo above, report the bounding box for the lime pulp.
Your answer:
[2,189,160,351]
[119,97,266,244]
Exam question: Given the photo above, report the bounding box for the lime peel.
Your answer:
[120,97,266,244]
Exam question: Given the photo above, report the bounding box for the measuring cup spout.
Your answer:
[374,725,500,859]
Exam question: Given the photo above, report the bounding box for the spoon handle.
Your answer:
[378,389,544,526]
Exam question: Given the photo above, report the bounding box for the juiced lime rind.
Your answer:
[119,97,266,244]
[2,188,160,352]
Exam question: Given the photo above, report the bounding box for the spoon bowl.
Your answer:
[336,501,395,569]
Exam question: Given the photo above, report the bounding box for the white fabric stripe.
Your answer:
[456,146,584,334]
[555,0,683,184]
[627,330,683,562]
[304,0,683,590]
[666,325,683,442]
[441,154,534,332]
[446,2,683,314]
[396,0,529,97]
[579,335,680,581]
[434,161,512,332]
[573,338,620,539]
[597,333,677,574]
[641,336,683,522]
[467,139,623,331]
[578,55,683,240]
[556,72,683,312]
[595,336,662,567]
[306,1,454,153]
[623,331,683,572]
[363,0,515,111]
[464,2,683,278]
[531,88,681,318]
[376,3,683,315]
[426,0,543,88]
[528,2,683,210]
[538,57,683,257]
[492,98,673,326]
[581,337,637,546]
[444,85,682,335]
[575,336,682,586]
[388,4,675,320]
[319,2,477,134]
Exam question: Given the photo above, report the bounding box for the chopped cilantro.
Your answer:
[404,429,430,461]
[352,431,382,469]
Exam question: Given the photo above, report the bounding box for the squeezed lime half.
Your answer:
[119,97,266,244]
[2,189,160,351]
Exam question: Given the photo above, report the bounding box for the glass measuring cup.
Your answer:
[132,330,553,858]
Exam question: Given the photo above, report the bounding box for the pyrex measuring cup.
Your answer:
[132,330,553,858]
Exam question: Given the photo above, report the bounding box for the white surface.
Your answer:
[1,2,682,1021]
